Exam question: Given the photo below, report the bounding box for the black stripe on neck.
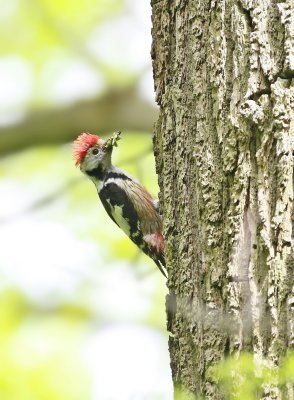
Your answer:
[86,165,105,180]
[104,171,131,181]
[86,167,131,182]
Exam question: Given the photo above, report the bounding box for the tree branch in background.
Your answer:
[0,146,153,224]
[0,87,158,157]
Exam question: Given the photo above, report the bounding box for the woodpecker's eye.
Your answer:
[92,148,99,155]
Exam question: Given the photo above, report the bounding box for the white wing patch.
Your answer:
[107,200,131,237]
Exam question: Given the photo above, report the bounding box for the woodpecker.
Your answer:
[73,132,166,277]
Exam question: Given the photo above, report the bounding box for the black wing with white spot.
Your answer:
[99,182,144,248]
[98,181,166,277]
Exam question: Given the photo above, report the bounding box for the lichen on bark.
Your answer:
[151,0,294,399]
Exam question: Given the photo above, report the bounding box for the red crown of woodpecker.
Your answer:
[73,132,102,166]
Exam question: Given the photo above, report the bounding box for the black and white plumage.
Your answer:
[73,132,166,276]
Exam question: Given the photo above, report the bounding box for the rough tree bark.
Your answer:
[151,1,294,399]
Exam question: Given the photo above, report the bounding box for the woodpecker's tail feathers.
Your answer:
[154,254,167,278]
[143,232,166,277]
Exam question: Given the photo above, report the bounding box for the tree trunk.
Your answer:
[151,1,294,399]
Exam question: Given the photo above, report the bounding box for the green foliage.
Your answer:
[0,0,122,56]
[211,352,294,400]
[211,353,263,400]
[174,386,201,400]
[0,289,91,400]
[279,353,294,384]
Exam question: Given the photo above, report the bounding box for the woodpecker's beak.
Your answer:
[104,145,113,155]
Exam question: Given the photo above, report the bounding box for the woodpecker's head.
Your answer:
[73,132,112,174]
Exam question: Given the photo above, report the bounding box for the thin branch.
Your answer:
[0,177,82,224]
[0,146,154,224]
[0,87,158,156]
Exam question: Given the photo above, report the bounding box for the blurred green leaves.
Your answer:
[211,352,294,400]
[0,289,90,400]
[37,0,122,28]
[211,353,263,400]
[0,0,122,56]
[0,0,147,120]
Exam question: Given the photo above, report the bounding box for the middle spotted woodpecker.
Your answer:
[73,132,166,277]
